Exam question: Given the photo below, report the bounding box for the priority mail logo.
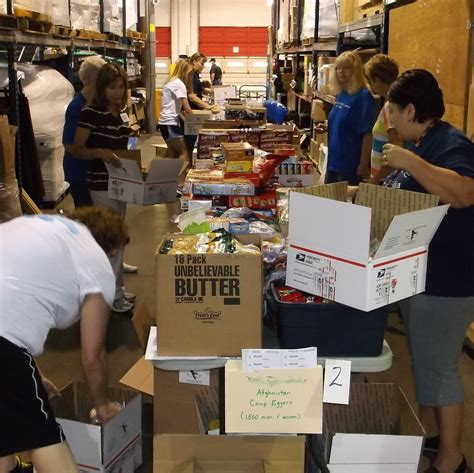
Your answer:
[296,253,306,262]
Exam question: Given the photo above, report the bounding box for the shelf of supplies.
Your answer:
[338,13,384,33]
[312,41,337,51]
[295,93,312,103]
[0,29,136,51]
[313,90,336,104]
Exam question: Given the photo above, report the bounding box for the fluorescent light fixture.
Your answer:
[266,0,273,5]
[155,62,168,69]
[252,61,267,68]
[227,61,246,68]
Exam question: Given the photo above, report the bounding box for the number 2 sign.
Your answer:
[323,359,351,405]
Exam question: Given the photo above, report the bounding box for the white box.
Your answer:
[286,183,449,311]
[184,110,212,135]
[105,150,181,205]
[51,382,142,473]
[324,383,425,473]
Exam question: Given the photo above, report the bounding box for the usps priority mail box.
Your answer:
[106,150,181,205]
[286,183,449,311]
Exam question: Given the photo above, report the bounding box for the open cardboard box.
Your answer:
[51,381,142,473]
[105,149,181,205]
[153,434,305,473]
[119,305,222,435]
[323,383,425,472]
[286,183,449,311]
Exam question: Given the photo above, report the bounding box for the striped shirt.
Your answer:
[77,105,130,191]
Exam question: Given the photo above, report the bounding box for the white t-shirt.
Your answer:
[158,78,188,126]
[0,215,115,356]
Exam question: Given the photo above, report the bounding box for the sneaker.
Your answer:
[124,292,136,302]
[14,456,33,473]
[123,262,138,273]
[112,297,134,313]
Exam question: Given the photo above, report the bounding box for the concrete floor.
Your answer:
[38,133,474,472]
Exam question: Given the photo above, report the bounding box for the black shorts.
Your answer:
[0,337,65,456]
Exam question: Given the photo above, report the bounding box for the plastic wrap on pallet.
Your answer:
[70,0,100,31]
[13,0,52,15]
[301,0,316,41]
[19,65,74,201]
[277,0,290,45]
[0,176,22,224]
[125,0,137,29]
[319,0,338,38]
[103,0,122,35]
[52,0,70,26]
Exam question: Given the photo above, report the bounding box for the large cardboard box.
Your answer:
[155,235,263,356]
[154,434,305,472]
[105,150,181,205]
[323,383,425,472]
[286,183,449,311]
[51,382,142,473]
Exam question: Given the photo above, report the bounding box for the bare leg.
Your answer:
[30,443,79,473]
[0,455,16,473]
[431,404,463,473]
[167,137,189,184]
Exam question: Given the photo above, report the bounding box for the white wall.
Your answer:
[155,0,171,26]
[199,0,271,27]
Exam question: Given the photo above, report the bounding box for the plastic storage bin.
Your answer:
[270,283,389,357]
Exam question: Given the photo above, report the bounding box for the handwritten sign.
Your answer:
[323,359,351,405]
[225,360,323,434]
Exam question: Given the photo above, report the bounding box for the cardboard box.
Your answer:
[225,360,323,434]
[324,383,425,472]
[222,142,255,161]
[185,110,212,135]
[51,382,142,473]
[154,367,220,434]
[277,174,317,187]
[311,99,327,122]
[155,235,263,356]
[225,160,254,173]
[192,181,255,196]
[151,143,169,158]
[286,183,449,311]
[105,150,181,205]
[154,434,305,472]
[229,190,278,209]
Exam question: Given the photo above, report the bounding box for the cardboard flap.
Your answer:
[131,303,153,349]
[355,184,440,241]
[289,190,371,264]
[119,356,154,396]
[374,205,450,260]
[194,386,219,434]
[50,382,76,419]
[146,158,182,183]
[293,182,348,202]
[105,157,143,181]
[115,149,141,165]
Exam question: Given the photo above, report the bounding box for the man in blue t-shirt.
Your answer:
[62,55,106,207]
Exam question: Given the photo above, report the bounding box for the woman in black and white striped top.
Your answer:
[72,63,135,314]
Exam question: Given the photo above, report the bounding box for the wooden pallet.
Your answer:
[14,7,51,23]
[76,29,107,41]
[104,32,121,42]
[126,29,147,41]
[354,3,384,20]
[0,14,20,30]
[52,25,75,38]
[18,17,53,34]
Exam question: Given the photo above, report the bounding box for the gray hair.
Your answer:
[78,56,107,84]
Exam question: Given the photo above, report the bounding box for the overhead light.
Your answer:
[266,0,273,6]
[155,62,168,69]
[252,61,267,68]
[228,61,245,68]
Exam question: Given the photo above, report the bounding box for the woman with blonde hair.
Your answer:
[316,51,376,184]
[158,60,194,174]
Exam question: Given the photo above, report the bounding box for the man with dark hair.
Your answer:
[0,206,129,473]
[209,58,222,86]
